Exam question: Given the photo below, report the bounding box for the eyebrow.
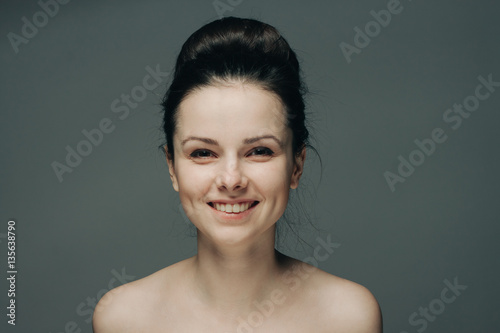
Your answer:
[181,135,284,148]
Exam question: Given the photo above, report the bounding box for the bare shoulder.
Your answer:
[321,274,382,332]
[92,259,192,333]
[92,279,138,333]
[285,258,382,333]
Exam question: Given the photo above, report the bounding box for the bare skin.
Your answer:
[93,250,381,332]
[93,83,382,332]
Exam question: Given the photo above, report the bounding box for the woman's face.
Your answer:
[166,82,305,247]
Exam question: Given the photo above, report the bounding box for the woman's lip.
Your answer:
[208,199,258,205]
[207,201,259,220]
[207,200,259,207]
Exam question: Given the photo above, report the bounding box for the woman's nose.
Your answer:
[215,158,248,191]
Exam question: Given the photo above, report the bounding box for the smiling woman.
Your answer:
[168,83,300,247]
[92,17,382,332]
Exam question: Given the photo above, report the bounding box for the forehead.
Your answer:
[175,83,290,142]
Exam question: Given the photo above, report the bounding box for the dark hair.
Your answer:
[161,16,311,162]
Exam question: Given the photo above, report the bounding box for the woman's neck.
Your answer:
[188,228,288,313]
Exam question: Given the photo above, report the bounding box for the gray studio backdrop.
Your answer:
[1,0,499,332]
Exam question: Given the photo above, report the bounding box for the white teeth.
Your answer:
[213,202,253,213]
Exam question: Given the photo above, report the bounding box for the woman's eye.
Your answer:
[190,149,214,158]
[249,147,274,156]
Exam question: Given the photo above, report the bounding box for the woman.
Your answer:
[93,17,382,332]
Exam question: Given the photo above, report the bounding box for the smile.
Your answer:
[208,201,259,214]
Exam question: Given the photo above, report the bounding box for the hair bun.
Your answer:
[175,17,298,76]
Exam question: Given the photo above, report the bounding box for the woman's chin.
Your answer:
[198,227,274,250]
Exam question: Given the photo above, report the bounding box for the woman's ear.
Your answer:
[164,145,179,192]
[290,146,306,189]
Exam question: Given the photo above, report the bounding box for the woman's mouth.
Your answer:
[208,201,259,214]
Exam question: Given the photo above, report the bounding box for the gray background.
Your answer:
[1,0,499,332]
